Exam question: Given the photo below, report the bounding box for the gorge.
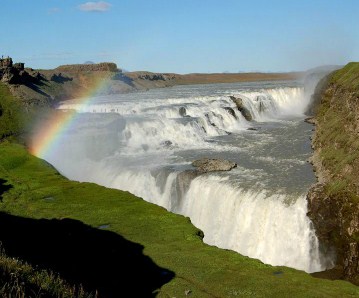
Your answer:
[1,61,359,297]
[30,74,332,273]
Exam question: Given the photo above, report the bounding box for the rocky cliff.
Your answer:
[306,62,359,284]
[3,60,180,106]
[2,57,302,107]
[56,62,118,72]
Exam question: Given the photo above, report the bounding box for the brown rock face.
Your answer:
[56,62,118,72]
[307,183,359,282]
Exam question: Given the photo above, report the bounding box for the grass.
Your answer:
[312,62,359,262]
[315,63,359,200]
[331,62,359,96]
[1,81,359,297]
[0,142,359,296]
[0,246,92,298]
[0,84,25,140]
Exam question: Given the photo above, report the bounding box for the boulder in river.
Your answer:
[179,106,187,117]
[192,158,237,173]
[229,96,252,121]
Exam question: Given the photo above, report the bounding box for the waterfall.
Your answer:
[36,82,334,273]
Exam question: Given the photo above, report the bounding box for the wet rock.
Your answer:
[192,158,237,173]
[204,113,216,127]
[247,127,258,131]
[161,140,173,148]
[179,106,187,117]
[223,107,237,118]
[229,96,252,121]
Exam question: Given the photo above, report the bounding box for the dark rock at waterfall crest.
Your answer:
[192,158,237,173]
[229,95,252,121]
[175,159,237,200]
[223,107,237,118]
[179,106,187,117]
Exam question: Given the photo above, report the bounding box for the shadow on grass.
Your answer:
[0,179,12,201]
[0,212,174,297]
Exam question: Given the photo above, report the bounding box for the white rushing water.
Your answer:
[37,80,335,273]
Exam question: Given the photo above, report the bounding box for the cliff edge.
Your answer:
[306,62,359,284]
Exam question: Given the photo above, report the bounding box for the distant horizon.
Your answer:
[2,55,344,75]
[1,1,358,73]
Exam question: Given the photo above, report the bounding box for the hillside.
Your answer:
[306,62,359,284]
[1,58,302,106]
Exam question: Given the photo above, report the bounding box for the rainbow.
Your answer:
[30,79,110,159]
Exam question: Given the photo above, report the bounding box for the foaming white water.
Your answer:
[74,166,328,273]
[236,87,307,121]
[59,86,306,129]
[57,86,308,156]
[181,176,324,272]
[36,80,335,273]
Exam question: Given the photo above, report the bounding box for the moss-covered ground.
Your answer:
[331,62,359,96]
[0,82,359,297]
[315,63,359,200]
[1,141,359,297]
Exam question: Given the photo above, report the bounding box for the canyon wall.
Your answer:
[307,62,359,284]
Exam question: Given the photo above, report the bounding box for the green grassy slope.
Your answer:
[331,62,359,95]
[315,63,359,199]
[0,145,358,297]
[0,82,358,297]
[0,84,24,140]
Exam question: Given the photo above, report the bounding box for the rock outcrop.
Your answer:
[0,55,304,107]
[0,57,28,84]
[306,62,359,285]
[56,62,119,72]
[138,73,168,81]
[229,96,252,121]
[192,158,237,173]
[179,107,187,117]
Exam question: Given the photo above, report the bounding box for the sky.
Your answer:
[1,0,358,73]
